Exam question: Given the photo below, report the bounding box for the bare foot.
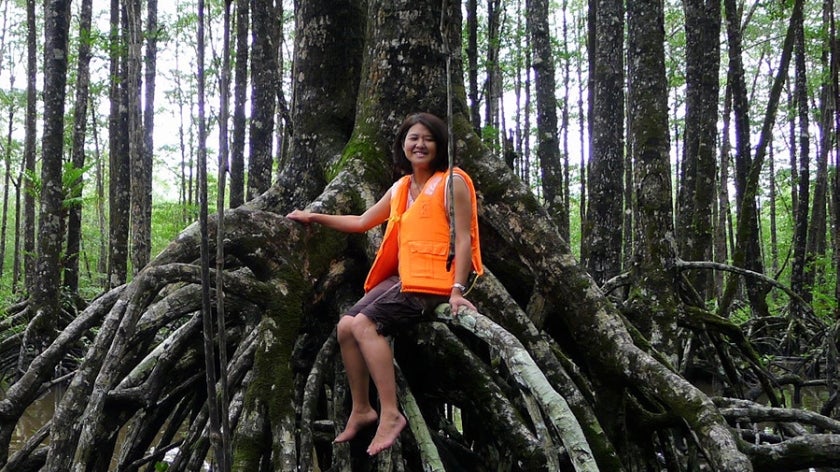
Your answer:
[366,412,407,456]
[334,409,378,443]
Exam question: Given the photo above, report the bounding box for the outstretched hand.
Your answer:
[286,209,313,224]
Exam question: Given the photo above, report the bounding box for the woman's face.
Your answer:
[403,123,437,169]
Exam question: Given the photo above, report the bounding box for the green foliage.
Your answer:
[63,161,96,208]
[806,255,837,321]
[151,201,194,257]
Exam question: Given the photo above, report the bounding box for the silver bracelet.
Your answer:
[452,282,467,293]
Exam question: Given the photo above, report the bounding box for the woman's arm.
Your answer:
[449,176,477,314]
[286,189,392,233]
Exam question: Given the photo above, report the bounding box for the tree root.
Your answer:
[437,304,598,472]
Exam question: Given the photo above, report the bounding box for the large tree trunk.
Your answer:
[271,0,364,211]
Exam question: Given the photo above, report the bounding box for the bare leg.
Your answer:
[350,315,407,455]
[334,315,378,443]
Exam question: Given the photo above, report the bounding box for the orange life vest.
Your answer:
[363,168,483,295]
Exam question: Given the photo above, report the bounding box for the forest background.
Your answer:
[0,0,839,470]
[0,0,835,318]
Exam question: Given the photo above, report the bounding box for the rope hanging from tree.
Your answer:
[441,0,456,273]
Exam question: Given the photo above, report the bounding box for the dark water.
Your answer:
[10,388,209,470]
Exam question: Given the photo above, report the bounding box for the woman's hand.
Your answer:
[449,291,476,317]
[286,209,313,224]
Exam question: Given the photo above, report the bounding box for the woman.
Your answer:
[286,112,483,456]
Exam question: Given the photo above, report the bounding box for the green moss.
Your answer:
[234,262,309,467]
[327,120,391,185]
[257,271,306,417]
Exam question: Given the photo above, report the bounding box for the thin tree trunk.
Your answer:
[128,0,150,274]
[560,0,571,244]
[769,135,778,282]
[805,4,833,299]
[91,96,107,282]
[23,0,71,373]
[22,0,37,295]
[12,137,23,294]
[528,0,566,235]
[173,34,190,222]
[0,0,10,280]
[229,0,248,208]
[523,41,532,186]
[719,0,801,317]
[216,0,233,464]
[109,0,130,288]
[789,89,798,218]
[142,0,159,263]
[246,0,277,200]
[0,74,13,279]
[790,9,811,305]
[64,0,94,293]
[577,11,587,234]
[582,0,624,285]
[716,84,734,298]
[483,0,502,149]
[679,0,721,299]
[195,1,226,467]
[467,0,480,130]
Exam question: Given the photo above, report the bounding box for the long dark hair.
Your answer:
[392,112,450,174]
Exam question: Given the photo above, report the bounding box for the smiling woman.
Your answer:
[286,112,483,456]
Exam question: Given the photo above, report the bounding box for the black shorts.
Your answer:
[344,275,447,336]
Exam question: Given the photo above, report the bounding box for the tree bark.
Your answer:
[246,0,278,200]
[229,0,248,208]
[64,0,94,293]
[528,0,567,236]
[582,0,624,286]
[626,0,678,355]
[790,8,811,306]
[466,0,480,129]
[22,0,72,375]
[128,0,150,274]
[108,0,130,288]
[22,0,37,295]
[678,0,720,299]
[140,0,159,268]
[0,75,13,280]
[271,0,364,211]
